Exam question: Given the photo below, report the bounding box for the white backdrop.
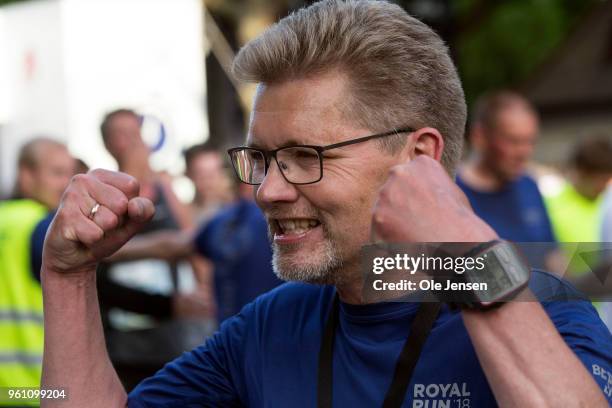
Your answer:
[0,0,208,197]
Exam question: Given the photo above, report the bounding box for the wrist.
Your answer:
[41,263,97,286]
[449,241,531,310]
[462,222,498,243]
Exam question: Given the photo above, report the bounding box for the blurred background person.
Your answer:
[109,148,282,324]
[101,108,193,230]
[0,138,74,396]
[184,143,235,225]
[544,136,612,331]
[544,136,612,256]
[11,137,74,210]
[457,90,558,270]
[191,171,282,322]
[97,108,213,390]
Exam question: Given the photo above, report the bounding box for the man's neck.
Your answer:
[335,280,365,305]
[461,159,506,192]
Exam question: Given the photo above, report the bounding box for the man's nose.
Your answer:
[256,158,299,206]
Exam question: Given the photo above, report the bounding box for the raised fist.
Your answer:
[371,155,497,243]
[42,169,155,274]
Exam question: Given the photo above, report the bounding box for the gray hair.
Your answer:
[232,0,466,174]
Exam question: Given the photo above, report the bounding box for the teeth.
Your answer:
[277,219,319,234]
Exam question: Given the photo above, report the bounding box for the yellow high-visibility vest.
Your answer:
[0,199,48,404]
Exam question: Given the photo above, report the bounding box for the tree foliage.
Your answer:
[453,0,599,106]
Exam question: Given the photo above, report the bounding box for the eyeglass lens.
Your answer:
[231,147,322,184]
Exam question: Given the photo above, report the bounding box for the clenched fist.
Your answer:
[372,155,497,243]
[42,169,155,275]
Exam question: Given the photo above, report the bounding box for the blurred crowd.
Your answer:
[0,108,282,392]
[1,91,611,393]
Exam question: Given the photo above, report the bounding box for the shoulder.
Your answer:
[531,270,611,338]
[30,212,55,247]
[515,174,541,191]
[33,212,55,233]
[529,269,587,303]
[249,282,333,316]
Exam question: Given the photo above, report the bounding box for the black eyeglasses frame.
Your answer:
[227,127,415,185]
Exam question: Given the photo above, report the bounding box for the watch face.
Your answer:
[467,243,530,303]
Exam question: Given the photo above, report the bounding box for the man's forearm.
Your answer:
[107,231,193,262]
[41,267,127,407]
[462,299,607,407]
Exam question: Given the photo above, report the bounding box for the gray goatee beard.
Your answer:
[271,238,345,285]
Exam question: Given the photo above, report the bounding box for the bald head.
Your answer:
[472,91,537,131]
[470,91,539,182]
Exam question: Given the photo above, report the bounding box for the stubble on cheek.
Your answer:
[270,220,347,284]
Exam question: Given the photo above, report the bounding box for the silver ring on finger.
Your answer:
[89,202,101,220]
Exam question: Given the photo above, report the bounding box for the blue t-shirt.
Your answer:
[129,271,612,407]
[194,199,282,323]
[457,174,556,269]
[456,174,555,243]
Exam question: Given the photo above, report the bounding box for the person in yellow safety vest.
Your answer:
[0,138,74,406]
[544,136,612,277]
[544,136,612,332]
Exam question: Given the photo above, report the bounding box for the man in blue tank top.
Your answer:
[39,2,611,407]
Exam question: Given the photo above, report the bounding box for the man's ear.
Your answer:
[403,127,444,162]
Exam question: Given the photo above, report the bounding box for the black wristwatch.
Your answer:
[453,240,531,309]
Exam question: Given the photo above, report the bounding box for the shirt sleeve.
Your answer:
[544,298,612,403]
[127,303,251,407]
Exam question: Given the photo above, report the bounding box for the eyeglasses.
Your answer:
[227,127,414,185]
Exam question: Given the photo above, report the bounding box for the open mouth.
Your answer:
[274,218,321,236]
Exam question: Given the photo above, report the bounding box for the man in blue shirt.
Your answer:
[193,184,282,322]
[456,91,558,269]
[39,1,610,407]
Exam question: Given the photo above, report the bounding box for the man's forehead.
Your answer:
[252,75,348,111]
[491,111,538,142]
[247,73,355,147]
